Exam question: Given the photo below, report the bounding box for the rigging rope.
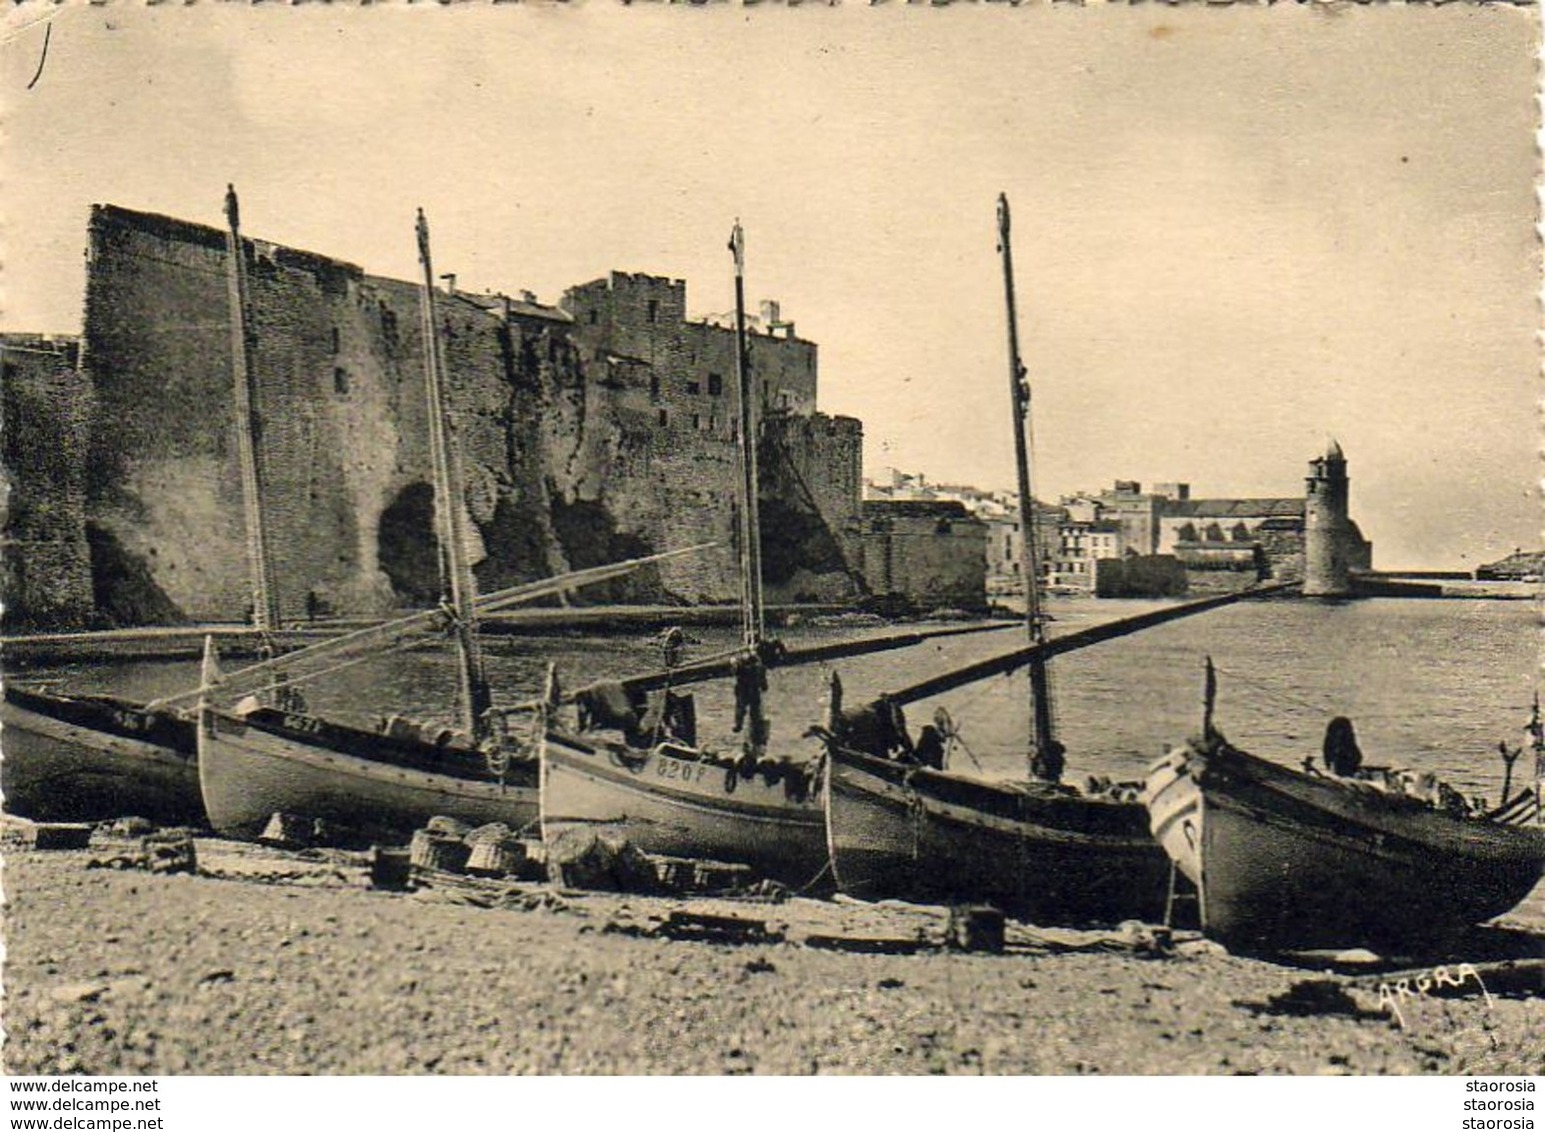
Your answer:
[1206,661,1341,718]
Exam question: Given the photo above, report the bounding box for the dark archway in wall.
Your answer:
[472,493,551,596]
[756,431,858,593]
[758,496,846,587]
[548,494,661,604]
[85,522,186,627]
[377,481,441,606]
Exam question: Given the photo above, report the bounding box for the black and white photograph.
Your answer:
[1,0,1541,1092]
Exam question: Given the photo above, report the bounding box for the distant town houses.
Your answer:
[862,455,1373,600]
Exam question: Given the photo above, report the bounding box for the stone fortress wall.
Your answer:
[19,204,865,625]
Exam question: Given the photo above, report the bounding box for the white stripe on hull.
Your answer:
[1144,744,1545,949]
[198,710,538,841]
[1,701,199,822]
[1144,751,1204,889]
[541,732,827,885]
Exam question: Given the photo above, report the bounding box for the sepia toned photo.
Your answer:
[1,1,1541,1083]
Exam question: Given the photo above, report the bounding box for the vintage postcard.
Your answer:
[1,0,1540,1091]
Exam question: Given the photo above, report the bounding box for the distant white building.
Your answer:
[863,469,1062,596]
[1051,516,1124,592]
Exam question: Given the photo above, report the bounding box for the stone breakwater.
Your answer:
[4,827,1542,1076]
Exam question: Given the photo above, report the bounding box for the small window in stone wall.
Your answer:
[686,380,700,395]
[589,309,598,325]
[334,367,350,395]
[650,374,660,399]
[658,408,668,427]
[331,326,340,354]
[691,413,701,430]
[647,299,659,323]
[708,373,723,396]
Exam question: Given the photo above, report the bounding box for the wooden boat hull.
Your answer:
[540,728,828,887]
[1,686,202,825]
[197,705,538,843]
[1145,736,1545,951]
[824,745,1171,925]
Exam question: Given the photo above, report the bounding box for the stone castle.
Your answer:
[3,204,867,627]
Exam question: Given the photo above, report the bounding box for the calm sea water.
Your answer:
[16,595,1544,923]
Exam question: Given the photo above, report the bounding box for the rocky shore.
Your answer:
[4,826,1542,1076]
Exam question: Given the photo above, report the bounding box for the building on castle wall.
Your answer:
[1155,497,1304,591]
[853,499,988,611]
[863,470,1061,598]
[1,335,95,628]
[10,203,864,627]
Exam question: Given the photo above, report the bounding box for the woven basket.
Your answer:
[410,829,470,873]
[465,836,526,878]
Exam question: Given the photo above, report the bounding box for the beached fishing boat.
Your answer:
[1,685,200,824]
[2,187,280,827]
[539,727,829,883]
[1144,673,1545,951]
[820,195,1179,925]
[197,686,540,843]
[183,551,699,841]
[539,223,830,887]
[196,208,535,843]
[824,745,1170,923]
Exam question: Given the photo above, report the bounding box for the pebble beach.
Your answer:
[4,825,1542,1077]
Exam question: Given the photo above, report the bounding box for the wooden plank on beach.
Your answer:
[657,911,783,945]
[803,934,934,955]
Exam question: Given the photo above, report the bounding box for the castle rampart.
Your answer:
[17,203,863,626]
[1,337,94,628]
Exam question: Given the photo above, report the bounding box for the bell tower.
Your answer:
[1303,439,1351,597]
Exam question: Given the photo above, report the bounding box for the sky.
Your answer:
[2,3,1538,569]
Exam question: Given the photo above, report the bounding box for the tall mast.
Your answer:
[415,209,488,739]
[730,221,765,650]
[997,193,1056,767]
[222,185,282,641]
